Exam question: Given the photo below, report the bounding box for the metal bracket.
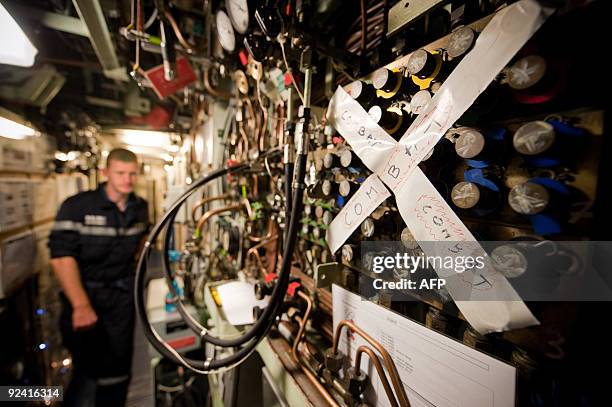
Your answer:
[387,0,446,37]
[315,262,343,289]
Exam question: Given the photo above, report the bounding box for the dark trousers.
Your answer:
[60,283,135,407]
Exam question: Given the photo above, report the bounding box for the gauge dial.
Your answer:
[227,0,249,34]
[216,10,236,52]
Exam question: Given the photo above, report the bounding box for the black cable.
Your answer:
[135,166,258,370]
[161,152,307,348]
[284,161,294,243]
[135,150,307,371]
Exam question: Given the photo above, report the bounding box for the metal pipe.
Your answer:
[164,10,195,53]
[292,291,312,357]
[360,0,367,52]
[355,346,399,407]
[303,68,313,109]
[238,121,249,161]
[292,291,340,407]
[248,218,276,243]
[191,194,231,222]
[333,320,410,407]
[195,203,242,238]
[72,0,127,81]
[246,235,279,276]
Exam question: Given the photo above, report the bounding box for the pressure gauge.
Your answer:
[216,10,236,52]
[227,0,249,34]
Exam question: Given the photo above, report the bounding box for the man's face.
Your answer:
[104,159,139,195]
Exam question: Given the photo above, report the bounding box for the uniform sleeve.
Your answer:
[48,197,81,259]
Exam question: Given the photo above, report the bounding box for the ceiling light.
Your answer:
[0,107,38,140]
[126,145,176,162]
[0,4,38,67]
[54,152,68,162]
[115,129,174,148]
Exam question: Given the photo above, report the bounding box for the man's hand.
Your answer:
[72,303,98,331]
[50,257,98,331]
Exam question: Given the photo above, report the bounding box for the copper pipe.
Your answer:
[254,99,263,151]
[195,203,242,237]
[259,103,269,152]
[333,320,410,407]
[245,97,257,148]
[360,0,367,52]
[293,315,321,368]
[383,0,389,36]
[238,121,249,161]
[292,291,312,357]
[204,67,231,99]
[164,10,195,53]
[246,235,278,276]
[292,291,340,407]
[252,173,259,197]
[191,194,231,222]
[355,346,399,407]
[248,217,276,243]
[346,2,384,34]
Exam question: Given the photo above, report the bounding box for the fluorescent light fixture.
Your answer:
[0,107,38,140]
[115,129,174,148]
[54,151,78,162]
[0,4,38,67]
[125,145,174,162]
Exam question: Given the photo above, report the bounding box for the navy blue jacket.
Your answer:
[48,183,149,283]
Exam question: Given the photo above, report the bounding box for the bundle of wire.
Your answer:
[135,148,307,374]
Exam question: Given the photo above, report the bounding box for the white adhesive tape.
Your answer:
[325,0,550,333]
[326,174,391,254]
[397,168,539,332]
[327,88,397,174]
[378,0,552,190]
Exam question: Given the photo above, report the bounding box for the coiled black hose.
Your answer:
[135,148,307,371]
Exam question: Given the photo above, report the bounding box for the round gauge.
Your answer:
[342,244,355,263]
[454,128,485,159]
[447,26,476,59]
[227,0,249,34]
[400,227,419,250]
[507,55,547,90]
[508,182,550,215]
[322,211,334,226]
[513,121,556,156]
[216,10,236,52]
[491,245,528,278]
[361,218,375,238]
[407,49,429,75]
[451,182,480,209]
[410,89,431,115]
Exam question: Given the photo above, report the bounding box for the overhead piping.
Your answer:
[72,0,128,81]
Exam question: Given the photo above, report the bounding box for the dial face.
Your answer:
[227,0,249,34]
[216,10,236,52]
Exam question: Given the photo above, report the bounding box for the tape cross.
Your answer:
[325,0,551,333]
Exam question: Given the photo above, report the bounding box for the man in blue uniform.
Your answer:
[49,148,149,406]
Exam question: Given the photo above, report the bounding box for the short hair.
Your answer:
[106,148,138,167]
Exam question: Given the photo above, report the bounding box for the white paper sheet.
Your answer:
[216,281,269,326]
[332,285,517,407]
